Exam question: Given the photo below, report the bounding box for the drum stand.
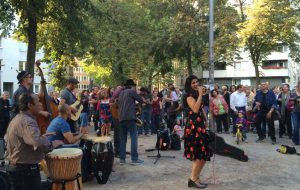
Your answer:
[147,131,175,164]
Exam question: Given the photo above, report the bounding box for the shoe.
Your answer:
[120,159,126,165]
[188,178,208,189]
[131,159,144,165]
[256,138,265,143]
[271,139,276,145]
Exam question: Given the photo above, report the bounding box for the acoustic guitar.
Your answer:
[70,100,83,121]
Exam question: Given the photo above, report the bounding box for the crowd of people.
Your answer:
[1,69,300,189]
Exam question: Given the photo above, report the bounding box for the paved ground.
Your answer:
[83,125,300,190]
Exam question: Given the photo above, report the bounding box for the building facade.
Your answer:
[0,36,49,96]
[73,67,91,91]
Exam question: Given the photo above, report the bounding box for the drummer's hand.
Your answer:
[80,127,89,134]
[51,140,64,149]
[39,111,51,118]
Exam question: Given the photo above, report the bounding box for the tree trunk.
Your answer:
[186,42,193,76]
[254,64,261,86]
[26,16,37,92]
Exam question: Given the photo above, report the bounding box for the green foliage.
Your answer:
[238,0,300,85]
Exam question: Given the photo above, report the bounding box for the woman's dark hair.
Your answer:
[18,92,35,111]
[183,75,199,108]
[184,75,198,94]
[230,85,236,92]
[210,90,219,97]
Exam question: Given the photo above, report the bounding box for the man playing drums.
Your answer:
[46,104,85,148]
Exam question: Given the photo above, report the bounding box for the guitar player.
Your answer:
[60,77,80,133]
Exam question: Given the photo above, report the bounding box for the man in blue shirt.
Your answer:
[47,104,83,148]
[254,82,277,144]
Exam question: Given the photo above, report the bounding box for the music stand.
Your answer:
[146,119,175,164]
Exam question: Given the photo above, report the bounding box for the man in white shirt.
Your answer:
[230,84,247,135]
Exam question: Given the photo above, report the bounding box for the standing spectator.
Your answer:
[210,90,229,133]
[118,79,145,165]
[163,83,173,113]
[245,86,256,131]
[170,86,179,102]
[183,75,212,188]
[151,89,162,134]
[139,87,152,135]
[90,86,100,131]
[230,84,247,135]
[291,83,300,145]
[98,88,112,136]
[202,86,209,116]
[80,90,90,134]
[222,85,230,106]
[278,84,292,138]
[254,82,277,144]
[0,91,10,138]
[229,85,236,94]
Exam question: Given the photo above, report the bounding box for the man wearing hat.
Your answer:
[11,71,33,119]
[11,70,54,121]
[118,79,146,165]
[59,77,80,133]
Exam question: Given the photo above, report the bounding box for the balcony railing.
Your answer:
[262,66,286,69]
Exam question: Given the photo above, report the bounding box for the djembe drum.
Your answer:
[82,134,114,184]
[45,148,83,190]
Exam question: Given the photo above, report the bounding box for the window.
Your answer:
[34,84,40,93]
[83,76,87,81]
[19,43,27,52]
[215,62,226,70]
[234,62,241,70]
[262,60,287,69]
[0,59,2,71]
[19,61,26,71]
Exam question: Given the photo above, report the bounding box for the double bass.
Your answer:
[36,60,59,135]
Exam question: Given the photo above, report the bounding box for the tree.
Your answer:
[1,0,92,89]
[238,0,300,86]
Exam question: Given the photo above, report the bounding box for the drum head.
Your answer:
[46,148,82,158]
[82,134,95,141]
[92,136,111,143]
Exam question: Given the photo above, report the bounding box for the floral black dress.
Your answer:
[184,94,213,161]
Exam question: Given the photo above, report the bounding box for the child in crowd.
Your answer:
[235,110,248,143]
[173,116,184,139]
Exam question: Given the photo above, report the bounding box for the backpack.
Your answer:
[277,145,300,155]
[158,130,170,150]
[170,134,181,150]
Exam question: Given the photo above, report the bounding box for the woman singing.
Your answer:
[183,75,212,189]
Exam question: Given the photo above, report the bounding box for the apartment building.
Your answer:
[0,36,49,96]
